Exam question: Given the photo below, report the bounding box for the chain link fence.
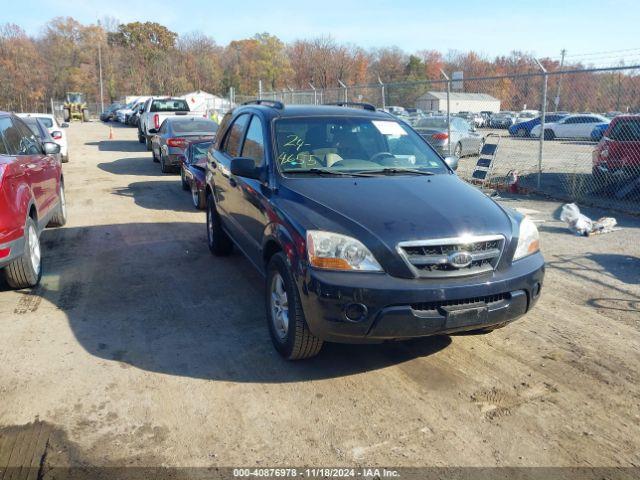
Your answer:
[237,66,640,215]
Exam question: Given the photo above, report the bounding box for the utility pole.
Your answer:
[554,48,566,112]
[97,20,104,113]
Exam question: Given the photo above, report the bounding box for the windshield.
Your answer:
[151,99,190,113]
[67,93,84,103]
[37,117,53,128]
[274,117,448,175]
[172,119,218,134]
[192,141,213,162]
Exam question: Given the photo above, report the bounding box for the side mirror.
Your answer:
[148,128,158,134]
[43,141,61,155]
[61,123,69,128]
[444,156,459,171]
[230,157,262,180]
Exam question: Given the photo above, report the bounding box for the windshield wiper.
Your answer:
[285,168,373,177]
[361,168,435,176]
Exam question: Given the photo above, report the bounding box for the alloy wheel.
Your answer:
[270,273,289,340]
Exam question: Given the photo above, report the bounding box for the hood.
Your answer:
[280,174,514,250]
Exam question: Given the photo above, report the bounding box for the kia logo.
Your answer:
[448,251,473,268]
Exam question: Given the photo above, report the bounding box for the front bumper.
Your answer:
[298,252,545,343]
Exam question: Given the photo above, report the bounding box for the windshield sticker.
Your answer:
[372,121,407,136]
[283,134,309,151]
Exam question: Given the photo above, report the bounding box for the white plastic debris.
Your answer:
[560,203,619,236]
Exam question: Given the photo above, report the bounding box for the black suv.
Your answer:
[205,101,544,360]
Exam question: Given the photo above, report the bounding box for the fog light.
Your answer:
[344,303,368,322]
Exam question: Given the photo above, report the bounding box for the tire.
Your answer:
[4,217,42,289]
[138,130,145,144]
[206,192,233,256]
[62,154,69,163]
[145,137,152,151]
[543,129,555,140]
[266,252,323,360]
[152,146,159,163]
[191,183,205,209]
[63,109,71,123]
[181,168,189,190]
[47,183,67,227]
[82,109,90,122]
[454,142,462,157]
[160,154,171,173]
[516,127,527,137]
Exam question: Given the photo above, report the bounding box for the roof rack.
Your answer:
[242,99,284,110]
[324,102,376,112]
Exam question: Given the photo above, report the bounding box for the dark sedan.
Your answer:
[20,116,63,163]
[180,139,213,209]
[149,117,218,173]
[100,102,124,122]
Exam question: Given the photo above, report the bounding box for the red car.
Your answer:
[593,115,640,181]
[0,112,67,289]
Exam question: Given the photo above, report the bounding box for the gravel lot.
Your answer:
[0,122,639,472]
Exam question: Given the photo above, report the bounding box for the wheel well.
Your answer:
[263,240,282,266]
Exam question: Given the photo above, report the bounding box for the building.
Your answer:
[416,91,500,114]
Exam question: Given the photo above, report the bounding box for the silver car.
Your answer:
[413,116,484,157]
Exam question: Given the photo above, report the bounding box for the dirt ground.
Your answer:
[0,122,639,472]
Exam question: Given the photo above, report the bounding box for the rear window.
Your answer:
[150,99,190,113]
[37,117,53,128]
[171,120,218,134]
[609,119,640,141]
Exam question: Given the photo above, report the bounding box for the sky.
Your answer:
[3,0,640,64]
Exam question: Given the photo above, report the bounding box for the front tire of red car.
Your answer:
[4,217,42,289]
[266,252,323,360]
[47,183,67,228]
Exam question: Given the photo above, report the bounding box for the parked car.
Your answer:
[455,112,484,128]
[19,117,62,163]
[0,112,66,288]
[179,139,213,209]
[139,97,191,150]
[149,116,218,173]
[99,102,124,122]
[590,123,610,142]
[480,111,494,127]
[115,101,137,123]
[204,101,544,359]
[592,115,640,181]
[413,115,484,157]
[508,113,568,137]
[16,113,69,162]
[490,111,518,128]
[531,114,610,140]
[127,101,145,127]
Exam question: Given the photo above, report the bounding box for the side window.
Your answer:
[0,118,21,154]
[12,118,41,155]
[0,118,10,155]
[241,116,265,166]
[564,117,577,124]
[223,114,249,157]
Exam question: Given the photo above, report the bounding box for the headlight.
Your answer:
[306,230,382,272]
[513,216,540,260]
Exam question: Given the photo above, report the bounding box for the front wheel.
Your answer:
[181,168,189,190]
[4,217,42,289]
[266,252,323,360]
[192,183,205,209]
[82,109,90,122]
[543,129,555,140]
[206,193,233,256]
[454,142,462,157]
[47,183,67,227]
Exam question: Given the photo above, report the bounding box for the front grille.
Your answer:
[397,235,505,278]
[411,292,510,312]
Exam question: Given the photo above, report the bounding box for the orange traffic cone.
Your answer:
[109,126,114,140]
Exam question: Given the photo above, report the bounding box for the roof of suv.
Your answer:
[236,104,396,121]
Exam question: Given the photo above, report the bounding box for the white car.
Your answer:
[17,113,69,162]
[115,101,137,124]
[531,114,610,140]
